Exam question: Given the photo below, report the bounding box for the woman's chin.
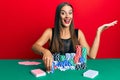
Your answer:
[62,24,71,28]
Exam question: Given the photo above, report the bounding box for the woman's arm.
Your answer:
[32,28,53,72]
[32,28,52,55]
[78,20,118,59]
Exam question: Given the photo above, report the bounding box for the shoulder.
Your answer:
[43,28,53,35]
[44,28,53,40]
[77,29,85,39]
[75,29,83,33]
[78,29,83,34]
[44,28,52,33]
[75,29,84,35]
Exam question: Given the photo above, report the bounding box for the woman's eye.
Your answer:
[69,12,72,15]
[61,12,65,15]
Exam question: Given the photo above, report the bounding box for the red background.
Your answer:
[0,0,120,59]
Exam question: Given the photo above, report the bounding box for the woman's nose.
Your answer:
[65,13,69,17]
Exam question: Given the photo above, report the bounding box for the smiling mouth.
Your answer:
[64,19,71,24]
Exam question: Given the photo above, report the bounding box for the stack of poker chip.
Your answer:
[81,47,87,63]
[75,45,87,70]
[74,45,82,64]
[51,45,87,73]
[52,53,75,72]
[52,53,60,61]
[75,63,86,70]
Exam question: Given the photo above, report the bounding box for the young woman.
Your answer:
[32,2,117,72]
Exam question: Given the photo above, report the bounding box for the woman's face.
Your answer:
[60,5,73,28]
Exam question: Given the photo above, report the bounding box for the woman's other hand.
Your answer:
[42,49,53,72]
[97,20,118,34]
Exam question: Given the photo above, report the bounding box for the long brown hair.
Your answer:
[50,2,79,53]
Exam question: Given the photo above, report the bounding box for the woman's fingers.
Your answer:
[111,20,118,25]
[98,20,118,33]
[103,20,117,29]
[47,58,53,72]
[106,20,118,27]
[46,57,49,72]
[42,49,53,72]
[43,57,53,72]
[43,57,47,68]
[49,59,53,71]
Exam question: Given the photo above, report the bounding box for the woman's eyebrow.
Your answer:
[60,10,65,12]
[60,10,73,12]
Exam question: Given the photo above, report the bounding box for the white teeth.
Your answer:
[64,19,70,24]
[66,20,69,22]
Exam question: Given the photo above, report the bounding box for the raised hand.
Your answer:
[97,20,118,33]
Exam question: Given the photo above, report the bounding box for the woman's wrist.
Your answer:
[97,28,102,36]
[42,48,51,55]
[42,48,47,54]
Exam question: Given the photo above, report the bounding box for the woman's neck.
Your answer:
[60,27,71,39]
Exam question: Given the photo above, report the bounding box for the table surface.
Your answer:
[0,59,120,80]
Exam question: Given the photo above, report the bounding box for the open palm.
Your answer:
[98,20,118,33]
